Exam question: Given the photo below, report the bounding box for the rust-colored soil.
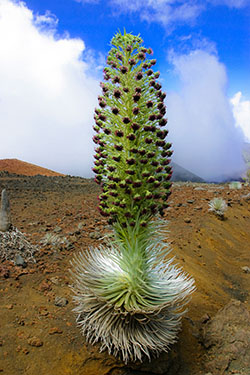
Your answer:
[0,175,249,375]
[0,159,64,177]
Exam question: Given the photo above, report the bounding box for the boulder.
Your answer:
[0,189,11,231]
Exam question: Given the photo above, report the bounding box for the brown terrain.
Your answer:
[0,161,249,375]
[0,159,65,177]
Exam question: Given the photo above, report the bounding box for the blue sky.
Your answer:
[0,0,249,180]
[24,0,250,95]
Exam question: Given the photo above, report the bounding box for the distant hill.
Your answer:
[171,162,204,182]
[0,159,65,177]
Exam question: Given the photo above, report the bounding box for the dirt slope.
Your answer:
[0,159,64,177]
[0,176,249,375]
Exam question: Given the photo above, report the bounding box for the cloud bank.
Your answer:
[0,0,99,177]
[167,50,246,181]
[231,92,250,142]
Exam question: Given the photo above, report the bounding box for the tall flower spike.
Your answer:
[71,30,195,364]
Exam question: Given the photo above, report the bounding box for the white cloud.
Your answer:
[207,0,249,8]
[167,50,246,181]
[0,0,100,176]
[231,92,250,142]
[106,0,248,27]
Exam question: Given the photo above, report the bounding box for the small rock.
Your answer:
[27,337,43,347]
[241,266,250,274]
[48,327,63,335]
[14,254,27,268]
[187,200,195,204]
[184,218,191,223]
[54,296,68,307]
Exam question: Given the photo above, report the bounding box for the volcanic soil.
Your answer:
[0,172,249,375]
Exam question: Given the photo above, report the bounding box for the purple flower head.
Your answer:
[164,142,172,150]
[147,48,153,55]
[126,169,135,175]
[166,150,173,157]
[154,181,161,188]
[162,158,171,166]
[133,194,142,202]
[93,125,100,133]
[138,149,146,156]
[123,117,131,124]
[157,102,164,110]
[101,84,108,94]
[98,113,107,122]
[120,65,128,74]
[140,159,148,164]
[119,181,126,188]
[141,47,147,53]
[133,180,142,188]
[130,221,136,228]
[154,71,160,78]
[132,107,140,115]
[147,176,155,183]
[165,173,172,181]
[145,137,153,144]
[131,122,140,130]
[116,53,123,61]
[114,144,123,151]
[149,80,156,87]
[120,202,126,208]
[156,140,165,147]
[151,160,159,167]
[147,151,155,158]
[138,52,146,60]
[159,118,167,127]
[99,141,105,147]
[95,108,101,115]
[156,113,163,120]
[130,148,138,154]
[99,101,106,108]
[146,69,153,76]
[112,76,120,84]
[160,107,166,115]
[104,74,110,81]
[140,221,147,227]
[146,100,153,108]
[112,155,121,162]
[133,93,141,102]
[151,59,157,66]
[113,176,120,183]
[127,133,136,141]
[112,107,119,115]
[135,72,143,81]
[129,58,136,66]
[160,92,167,100]
[153,193,160,199]
[111,62,117,68]
[115,130,124,138]
[135,87,142,93]
[154,83,162,90]
[142,63,148,69]
[114,89,122,98]
[143,125,151,132]
[126,158,136,165]
[156,166,163,173]
[123,87,129,93]
[108,166,115,172]
[125,178,133,184]
[142,171,150,178]
[126,45,132,52]
[149,114,156,121]
[156,130,165,139]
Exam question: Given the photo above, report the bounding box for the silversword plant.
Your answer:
[70,30,195,363]
[208,197,228,217]
[229,181,242,189]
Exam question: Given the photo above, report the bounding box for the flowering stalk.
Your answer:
[93,31,172,230]
[71,30,194,363]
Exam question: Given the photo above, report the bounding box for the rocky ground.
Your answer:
[0,173,249,375]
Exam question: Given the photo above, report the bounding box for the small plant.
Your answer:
[70,30,194,363]
[208,197,228,218]
[40,233,68,248]
[243,169,250,185]
[229,181,242,189]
